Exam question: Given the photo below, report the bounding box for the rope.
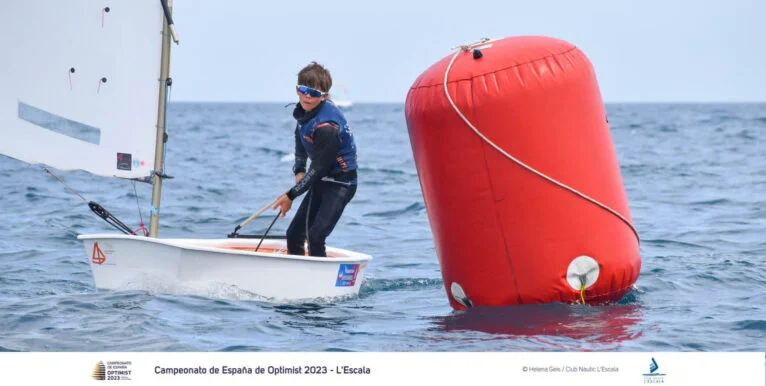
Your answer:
[131,224,149,236]
[132,181,144,225]
[44,167,143,235]
[304,188,313,253]
[44,168,88,202]
[162,78,172,177]
[131,181,148,236]
[450,37,491,52]
[580,283,586,304]
[441,42,640,243]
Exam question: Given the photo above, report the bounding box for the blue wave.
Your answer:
[733,320,766,331]
[360,277,443,296]
[363,202,425,217]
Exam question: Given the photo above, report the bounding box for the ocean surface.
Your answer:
[0,102,764,352]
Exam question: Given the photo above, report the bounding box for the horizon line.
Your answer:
[167,100,766,105]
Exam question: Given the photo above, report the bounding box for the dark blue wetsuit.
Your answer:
[286,100,358,257]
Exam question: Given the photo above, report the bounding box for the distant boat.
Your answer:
[332,99,353,109]
[331,84,353,109]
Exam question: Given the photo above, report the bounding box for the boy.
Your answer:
[272,62,358,257]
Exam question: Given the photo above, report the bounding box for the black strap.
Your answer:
[88,201,133,235]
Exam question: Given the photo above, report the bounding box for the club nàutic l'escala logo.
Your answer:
[91,360,133,381]
[642,357,666,384]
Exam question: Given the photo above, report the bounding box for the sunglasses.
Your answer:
[296,85,326,98]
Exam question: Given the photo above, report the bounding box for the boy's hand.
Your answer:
[295,172,305,184]
[272,194,293,217]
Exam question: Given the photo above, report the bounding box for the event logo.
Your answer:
[642,357,666,384]
[91,360,133,381]
[92,361,106,380]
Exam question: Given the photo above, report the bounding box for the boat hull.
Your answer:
[77,234,371,301]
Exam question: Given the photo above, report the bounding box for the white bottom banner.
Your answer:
[0,352,763,385]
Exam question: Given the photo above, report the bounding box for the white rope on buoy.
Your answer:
[442,41,639,242]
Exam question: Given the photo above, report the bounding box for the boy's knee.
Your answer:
[308,226,331,244]
[286,226,303,242]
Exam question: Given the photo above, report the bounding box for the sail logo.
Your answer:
[642,357,666,384]
[335,264,359,287]
[116,153,132,171]
[92,242,106,265]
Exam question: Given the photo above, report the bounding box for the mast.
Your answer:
[150,0,176,238]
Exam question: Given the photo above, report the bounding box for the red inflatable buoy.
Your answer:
[405,36,640,309]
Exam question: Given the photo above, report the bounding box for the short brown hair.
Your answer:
[297,62,332,93]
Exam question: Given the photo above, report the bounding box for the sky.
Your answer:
[170,0,766,103]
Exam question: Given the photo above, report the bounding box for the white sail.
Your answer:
[0,0,164,179]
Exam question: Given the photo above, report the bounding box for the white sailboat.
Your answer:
[0,0,371,301]
[332,99,353,109]
[331,85,353,110]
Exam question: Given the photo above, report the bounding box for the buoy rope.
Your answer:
[580,284,586,304]
[442,43,640,243]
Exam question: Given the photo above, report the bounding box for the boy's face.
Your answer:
[296,87,327,111]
